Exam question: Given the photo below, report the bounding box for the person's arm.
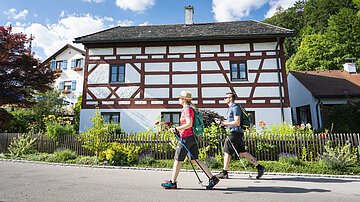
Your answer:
[222,115,240,126]
[176,115,192,131]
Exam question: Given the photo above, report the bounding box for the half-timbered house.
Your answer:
[74,7,294,133]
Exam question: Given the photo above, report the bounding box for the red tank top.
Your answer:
[179,107,194,138]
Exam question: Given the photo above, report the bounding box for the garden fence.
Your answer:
[1,133,359,162]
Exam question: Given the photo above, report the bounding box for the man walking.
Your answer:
[215,92,265,179]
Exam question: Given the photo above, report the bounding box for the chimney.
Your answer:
[185,5,194,25]
[343,58,357,74]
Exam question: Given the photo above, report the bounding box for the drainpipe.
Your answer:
[275,37,285,122]
[316,99,321,129]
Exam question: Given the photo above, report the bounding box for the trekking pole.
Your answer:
[173,128,210,185]
[226,136,254,179]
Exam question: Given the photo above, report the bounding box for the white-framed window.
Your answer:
[161,112,181,126]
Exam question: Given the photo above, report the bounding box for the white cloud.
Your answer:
[265,0,298,18]
[11,14,112,60]
[139,21,151,26]
[4,8,29,20]
[115,0,155,13]
[83,0,106,3]
[117,20,134,26]
[59,11,65,18]
[212,0,267,22]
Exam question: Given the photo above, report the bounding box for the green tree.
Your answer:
[73,96,82,133]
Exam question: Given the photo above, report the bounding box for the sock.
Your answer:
[223,170,228,174]
[256,164,262,169]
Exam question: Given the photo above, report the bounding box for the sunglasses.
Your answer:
[224,97,231,100]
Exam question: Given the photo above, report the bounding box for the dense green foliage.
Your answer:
[325,101,360,133]
[264,0,360,71]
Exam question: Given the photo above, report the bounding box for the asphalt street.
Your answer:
[1,160,359,202]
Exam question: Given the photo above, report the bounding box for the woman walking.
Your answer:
[161,91,219,189]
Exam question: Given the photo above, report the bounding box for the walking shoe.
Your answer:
[215,170,229,179]
[161,180,177,189]
[206,176,220,190]
[256,165,265,179]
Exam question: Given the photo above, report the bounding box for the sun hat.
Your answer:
[178,90,192,100]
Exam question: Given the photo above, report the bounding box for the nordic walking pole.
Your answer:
[173,128,211,180]
[226,136,253,179]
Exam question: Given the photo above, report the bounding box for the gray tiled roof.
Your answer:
[74,20,293,44]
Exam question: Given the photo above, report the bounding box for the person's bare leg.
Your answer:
[223,152,232,170]
[191,159,213,178]
[240,152,258,166]
[171,160,181,182]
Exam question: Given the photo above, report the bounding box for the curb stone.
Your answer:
[1,158,359,179]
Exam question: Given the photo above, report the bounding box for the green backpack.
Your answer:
[188,107,204,136]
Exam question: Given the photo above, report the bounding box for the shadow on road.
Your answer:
[261,177,359,183]
[225,186,330,193]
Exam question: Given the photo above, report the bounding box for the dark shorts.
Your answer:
[174,135,199,161]
[223,131,247,155]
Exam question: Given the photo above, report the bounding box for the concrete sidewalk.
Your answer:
[1,160,359,201]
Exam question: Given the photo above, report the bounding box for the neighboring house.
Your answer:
[74,6,294,133]
[288,61,360,130]
[40,44,85,113]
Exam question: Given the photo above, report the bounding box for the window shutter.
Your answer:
[50,61,56,70]
[80,59,84,67]
[71,60,75,69]
[71,80,76,90]
[59,81,64,89]
[63,60,67,70]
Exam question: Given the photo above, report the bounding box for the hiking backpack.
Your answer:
[236,104,251,130]
[189,107,204,136]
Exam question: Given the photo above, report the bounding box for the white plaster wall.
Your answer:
[173,74,197,84]
[172,88,198,98]
[79,106,292,133]
[88,87,111,98]
[224,44,250,52]
[173,62,197,71]
[145,75,169,84]
[202,87,232,98]
[89,48,113,55]
[144,88,169,98]
[116,47,141,55]
[263,59,278,70]
[201,61,220,70]
[253,87,284,97]
[145,46,166,54]
[247,60,261,70]
[169,46,196,53]
[116,86,139,98]
[200,45,220,52]
[145,63,169,72]
[125,64,140,83]
[88,64,109,84]
[201,74,227,84]
[253,42,277,51]
[233,87,252,98]
[258,72,282,83]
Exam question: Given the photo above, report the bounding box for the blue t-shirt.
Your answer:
[226,103,242,132]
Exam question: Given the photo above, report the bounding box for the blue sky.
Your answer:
[1,0,297,60]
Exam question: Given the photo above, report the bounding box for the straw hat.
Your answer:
[178,90,192,100]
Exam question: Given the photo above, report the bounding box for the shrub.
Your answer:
[79,110,123,157]
[102,142,141,166]
[199,109,224,128]
[75,156,99,165]
[318,141,357,171]
[8,134,37,157]
[44,115,75,141]
[279,153,304,166]
[138,153,156,166]
[53,149,77,162]
[205,156,221,169]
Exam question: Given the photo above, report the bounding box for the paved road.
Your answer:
[1,160,359,202]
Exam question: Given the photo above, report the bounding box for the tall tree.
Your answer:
[0,26,54,127]
[264,0,307,60]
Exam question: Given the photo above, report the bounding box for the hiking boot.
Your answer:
[161,180,177,189]
[206,176,220,190]
[215,170,229,179]
[256,165,265,179]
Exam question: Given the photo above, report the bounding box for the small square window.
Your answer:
[101,112,120,123]
[161,112,181,127]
